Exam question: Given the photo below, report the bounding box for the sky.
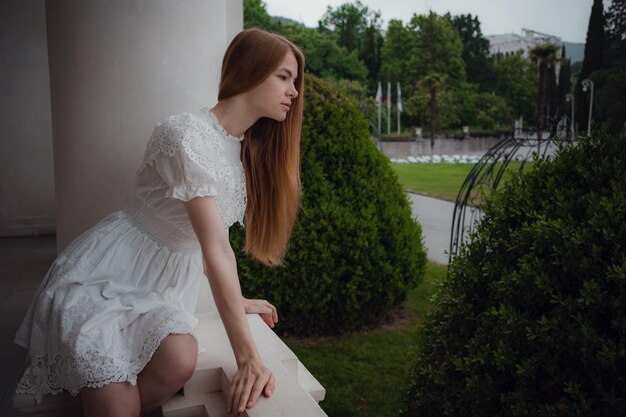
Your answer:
[264,0,594,43]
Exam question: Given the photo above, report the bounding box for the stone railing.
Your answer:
[163,312,326,417]
[14,280,327,416]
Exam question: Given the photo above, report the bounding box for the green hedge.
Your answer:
[405,128,626,416]
[231,75,426,336]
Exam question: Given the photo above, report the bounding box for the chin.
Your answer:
[267,113,287,122]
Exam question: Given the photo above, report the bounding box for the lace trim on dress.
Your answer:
[16,319,196,404]
[139,113,220,171]
[202,108,245,142]
[138,112,246,227]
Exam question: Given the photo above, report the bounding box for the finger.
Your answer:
[257,307,271,324]
[238,378,255,414]
[265,302,278,323]
[227,379,239,414]
[247,375,269,408]
[261,313,272,327]
[264,373,276,397]
[262,309,275,326]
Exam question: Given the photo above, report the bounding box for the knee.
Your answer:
[154,335,198,388]
[167,350,197,386]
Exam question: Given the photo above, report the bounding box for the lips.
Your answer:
[281,103,291,111]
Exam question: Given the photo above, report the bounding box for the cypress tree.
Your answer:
[557,56,572,120]
[555,45,572,118]
[547,59,558,121]
[605,0,626,67]
[575,0,604,133]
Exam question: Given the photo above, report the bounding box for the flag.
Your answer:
[375,81,382,106]
[387,81,392,107]
[397,82,403,113]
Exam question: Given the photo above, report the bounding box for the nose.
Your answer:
[288,85,298,99]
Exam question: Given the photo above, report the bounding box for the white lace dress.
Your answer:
[14,108,246,403]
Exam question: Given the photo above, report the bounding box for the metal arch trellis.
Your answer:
[448,116,579,263]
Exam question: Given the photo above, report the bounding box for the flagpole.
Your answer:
[397,106,400,135]
[396,82,402,135]
[375,81,382,136]
[387,81,391,135]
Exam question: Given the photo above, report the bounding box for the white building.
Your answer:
[486,28,563,60]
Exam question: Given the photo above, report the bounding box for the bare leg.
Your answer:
[137,334,198,416]
[80,382,141,417]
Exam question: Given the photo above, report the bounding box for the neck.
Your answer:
[210,98,259,138]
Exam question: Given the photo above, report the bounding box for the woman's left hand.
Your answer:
[242,297,278,328]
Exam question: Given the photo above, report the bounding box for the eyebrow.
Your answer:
[279,68,296,79]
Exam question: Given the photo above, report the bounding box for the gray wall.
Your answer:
[47,0,242,250]
[0,0,242,249]
[0,0,55,236]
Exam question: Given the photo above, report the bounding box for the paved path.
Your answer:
[406,193,455,265]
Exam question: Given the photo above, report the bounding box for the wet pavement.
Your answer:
[406,192,455,265]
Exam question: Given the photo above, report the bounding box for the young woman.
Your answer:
[14,28,305,417]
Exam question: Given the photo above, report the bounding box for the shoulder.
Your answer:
[151,111,213,145]
[142,110,218,168]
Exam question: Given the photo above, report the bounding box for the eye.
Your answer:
[278,75,288,81]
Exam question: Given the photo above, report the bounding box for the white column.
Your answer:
[46,0,242,250]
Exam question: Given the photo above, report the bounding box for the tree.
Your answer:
[452,81,479,127]
[382,12,467,91]
[605,0,626,68]
[404,75,458,135]
[473,92,513,129]
[409,12,466,86]
[580,0,605,78]
[379,19,415,90]
[243,0,274,30]
[279,24,368,82]
[361,19,384,87]
[593,68,626,133]
[575,0,605,133]
[494,51,537,126]
[593,0,626,134]
[446,13,495,92]
[319,1,383,85]
[530,44,559,139]
[555,46,572,120]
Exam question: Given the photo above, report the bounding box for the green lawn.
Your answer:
[284,262,448,417]
[391,163,475,201]
[280,162,526,415]
[391,161,525,202]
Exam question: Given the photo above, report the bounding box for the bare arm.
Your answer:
[202,259,278,329]
[184,196,274,414]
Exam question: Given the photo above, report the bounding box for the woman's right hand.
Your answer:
[228,357,275,415]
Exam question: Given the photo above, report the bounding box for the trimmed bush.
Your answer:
[230,75,426,336]
[404,128,626,416]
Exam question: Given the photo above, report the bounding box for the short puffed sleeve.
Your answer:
[142,114,220,201]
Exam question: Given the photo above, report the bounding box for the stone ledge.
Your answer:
[14,313,327,417]
[162,312,327,417]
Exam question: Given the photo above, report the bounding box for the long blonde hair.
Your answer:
[218,28,305,266]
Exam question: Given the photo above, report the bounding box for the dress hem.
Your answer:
[16,325,198,404]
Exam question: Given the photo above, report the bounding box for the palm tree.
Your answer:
[529,44,559,140]
[417,72,447,148]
